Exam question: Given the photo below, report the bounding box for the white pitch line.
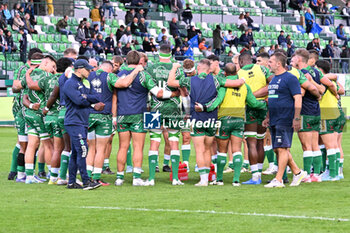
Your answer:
[81,206,349,222]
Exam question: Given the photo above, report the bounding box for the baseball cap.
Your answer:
[73,59,94,70]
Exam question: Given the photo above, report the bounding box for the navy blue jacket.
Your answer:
[63,74,100,127]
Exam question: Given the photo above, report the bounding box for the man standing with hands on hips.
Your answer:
[263,52,307,188]
[63,59,105,190]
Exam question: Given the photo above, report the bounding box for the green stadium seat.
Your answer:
[61,35,70,43]
[59,44,66,52]
[51,17,58,25]
[39,34,47,43]
[37,16,45,25]
[48,25,56,34]
[32,34,39,42]
[38,44,47,52]
[112,19,118,27]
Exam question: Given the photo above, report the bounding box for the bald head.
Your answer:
[89,58,98,71]
[224,63,237,76]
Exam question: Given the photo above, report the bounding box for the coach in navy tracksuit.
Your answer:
[63,59,103,190]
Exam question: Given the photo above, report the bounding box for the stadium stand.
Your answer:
[0,0,349,97]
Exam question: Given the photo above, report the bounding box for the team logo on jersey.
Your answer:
[91,78,102,88]
[144,111,161,129]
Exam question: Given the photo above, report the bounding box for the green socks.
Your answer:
[133,167,142,179]
[25,163,34,176]
[233,152,243,183]
[10,144,20,172]
[320,145,327,172]
[264,145,274,163]
[126,145,132,167]
[181,144,191,163]
[59,151,70,180]
[87,165,93,178]
[283,168,288,180]
[171,150,180,180]
[228,161,234,169]
[335,148,341,177]
[148,151,158,181]
[92,167,102,180]
[327,149,337,178]
[313,151,322,175]
[50,167,59,178]
[211,154,217,165]
[38,162,45,173]
[303,151,313,175]
[163,154,170,166]
[216,152,227,181]
[116,171,124,180]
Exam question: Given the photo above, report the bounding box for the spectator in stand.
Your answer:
[46,0,54,16]
[336,24,349,46]
[280,0,287,12]
[90,5,103,30]
[159,35,171,47]
[278,30,287,48]
[102,0,115,18]
[305,8,315,34]
[268,44,275,56]
[97,33,107,53]
[114,42,123,55]
[198,38,207,51]
[116,25,125,42]
[340,45,350,73]
[182,3,193,25]
[19,7,25,20]
[226,30,238,47]
[286,34,292,45]
[306,38,318,51]
[342,1,350,26]
[319,2,333,25]
[183,37,189,47]
[143,36,153,52]
[25,1,35,19]
[170,17,183,37]
[11,3,20,19]
[322,39,334,63]
[75,22,86,43]
[3,4,12,25]
[0,29,10,54]
[244,12,259,31]
[239,29,250,46]
[174,46,184,60]
[84,22,92,39]
[289,0,303,11]
[149,37,157,52]
[24,13,37,34]
[309,0,318,12]
[56,15,72,36]
[204,45,214,57]
[120,26,133,44]
[332,41,342,71]
[174,34,182,48]
[131,0,144,10]
[228,50,233,57]
[91,33,103,54]
[12,13,24,32]
[187,25,197,40]
[287,41,295,57]
[125,9,135,26]
[105,33,115,54]
[19,28,27,62]
[157,28,167,43]
[0,5,8,31]
[6,30,17,53]
[247,28,256,47]
[237,13,248,31]
[135,8,145,21]
[171,0,183,13]
[131,17,139,35]
[122,42,132,55]
[138,17,149,38]
[240,43,252,55]
[213,24,223,55]
[83,41,97,59]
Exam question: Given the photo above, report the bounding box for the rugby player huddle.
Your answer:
[7,44,346,190]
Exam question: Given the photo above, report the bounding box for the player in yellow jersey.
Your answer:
[238,53,274,185]
[315,60,341,181]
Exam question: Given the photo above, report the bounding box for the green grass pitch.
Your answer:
[0,127,349,232]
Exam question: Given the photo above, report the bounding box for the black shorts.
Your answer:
[270,125,294,149]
